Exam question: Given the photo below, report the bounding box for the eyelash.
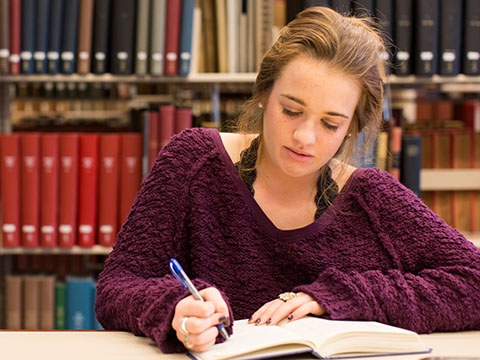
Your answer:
[282,107,339,132]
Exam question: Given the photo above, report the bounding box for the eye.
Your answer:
[282,107,302,117]
[321,119,339,131]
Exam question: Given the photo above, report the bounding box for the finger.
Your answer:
[172,297,215,332]
[199,287,230,318]
[179,325,218,352]
[180,313,227,336]
[267,295,313,326]
[248,300,276,324]
[253,300,285,326]
[287,301,324,322]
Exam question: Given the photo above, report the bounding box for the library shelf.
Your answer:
[420,169,480,191]
[0,245,112,255]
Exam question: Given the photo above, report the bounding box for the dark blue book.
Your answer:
[179,0,195,76]
[35,0,51,73]
[463,0,480,75]
[394,0,413,76]
[414,0,439,76]
[375,0,393,70]
[92,283,103,330]
[305,0,330,8]
[439,0,463,76]
[401,135,422,198]
[61,0,79,74]
[92,0,111,74]
[66,276,95,330]
[110,0,136,74]
[48,0,64,74]
[20,0,36,74]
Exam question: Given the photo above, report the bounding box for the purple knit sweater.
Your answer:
[95,128,480,353]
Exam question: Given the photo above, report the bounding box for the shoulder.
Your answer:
[219,132,259,163]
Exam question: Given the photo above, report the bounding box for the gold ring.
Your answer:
[278,292,297,302]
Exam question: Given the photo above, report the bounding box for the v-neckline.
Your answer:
[206,128,361,240]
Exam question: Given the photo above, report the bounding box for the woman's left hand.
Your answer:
[248,292,326,326]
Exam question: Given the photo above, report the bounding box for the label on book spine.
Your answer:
[47,52,59,60]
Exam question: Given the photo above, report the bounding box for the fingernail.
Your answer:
[287,314,294,321]
[219,316,231,327]
[266,318,272,325]
[255,318,261,325]
[248,316,253,322]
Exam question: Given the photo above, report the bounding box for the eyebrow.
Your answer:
[280,93,350,120]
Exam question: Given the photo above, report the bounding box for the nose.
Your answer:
[292,119,316,146]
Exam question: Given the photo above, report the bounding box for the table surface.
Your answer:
[1,329,479,360]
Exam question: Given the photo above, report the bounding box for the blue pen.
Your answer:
[169,258,230,340]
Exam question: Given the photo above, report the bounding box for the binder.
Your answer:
[77,0,95,74]
[34,0,50,74]
[47,0,64,74]
[91,0,111,74]
[9,0,21,74]
[0,0,9,74]
[414,0,439,76]
[164,0,182,75]
[150,0,167,76]
[20,0,36,74]
[135,0,151,75]
[61,0,79,74]
[179,0,196,76]
[375,0,393,68]
[463,0,480,75]
[394,0,413,76]
[110,0,136,74]
[439,0,463,76]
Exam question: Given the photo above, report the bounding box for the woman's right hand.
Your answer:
[172,287,230,353]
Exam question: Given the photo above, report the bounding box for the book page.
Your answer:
[190,319,315,360]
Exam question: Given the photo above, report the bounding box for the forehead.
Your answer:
[272,56,360,111]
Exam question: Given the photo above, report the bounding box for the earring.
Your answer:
[258,103,263,109]
[346,133,352,138]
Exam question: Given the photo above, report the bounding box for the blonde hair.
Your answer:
[235,6,387,205]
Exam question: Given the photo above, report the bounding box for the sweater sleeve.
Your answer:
[95,130,232,353]
[294,168,480,334]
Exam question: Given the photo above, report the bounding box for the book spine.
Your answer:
[0,0,9,74]
[47,0,64,74]
[6,275,22,329]
[34,0,50,74]
[91,0,111,74]
[175,108,193,134]
[98,134,120,247]
[375,0,393,67]
[179,0,196,76]
[159,105,175,148]
[58,134,79,248]
[400,134,422,197]
[149,0,166,76]
[20,0,36,74]
[77,0,95,74]
[21,133,41,248]
[135,0,151,75]
[61,0,79,74]
[119,133,142,228]
[23,275,40,329]
[77,134,99,248]
[394,0,413,76]
[40,133,60,248]
[463,0,480,75]
[164,0,182,75]
[227,0,240,73]
[9,0,20,74]
[331,0,351,14]
[439,0,462,76]
[414,0,440,76]
[352,0,374,17]
[54,282,66,330]
[148,111,160,171]
[39,275,56,330]
[110,0,136,75]
[66,276,94,330]
[388,126,402,180]
[0,134,21,247]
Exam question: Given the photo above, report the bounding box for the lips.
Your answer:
[285,146,313,162]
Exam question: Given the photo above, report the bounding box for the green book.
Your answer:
[55,282,66,330]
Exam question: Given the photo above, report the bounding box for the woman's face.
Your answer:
[261,55,360,180]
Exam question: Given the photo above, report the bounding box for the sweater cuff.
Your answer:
[293,267,372,321]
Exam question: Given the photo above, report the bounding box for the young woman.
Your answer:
[95,6,480,353]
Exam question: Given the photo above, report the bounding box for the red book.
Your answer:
[0,134,21,247]
[58,134,79,248]
[40,134,59,248]
[175,108,192,134]
[159,105,175,149]
[164,0,182,75]
[9,0,20,74]
[148,111,160,171]
[119,133,142,229]
[77,134,99,247]
[98,134,120,247]
[21,133,41,248]
[388,126,402,181]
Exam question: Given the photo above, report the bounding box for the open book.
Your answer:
[188,316,431,360]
